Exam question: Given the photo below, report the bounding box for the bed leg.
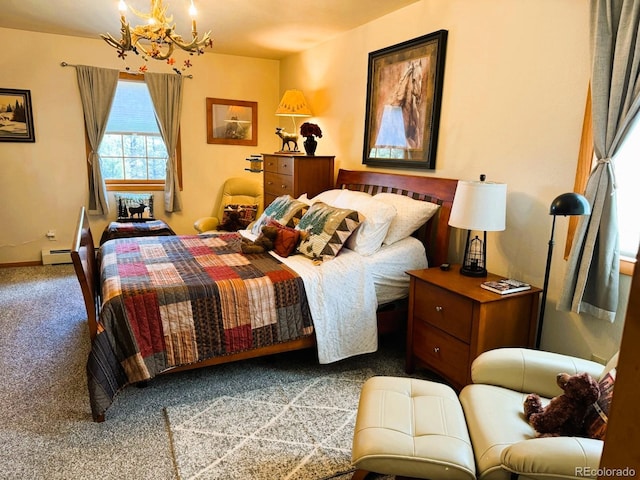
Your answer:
[93,413,105,423]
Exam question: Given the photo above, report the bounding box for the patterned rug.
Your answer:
[164,369,391,480]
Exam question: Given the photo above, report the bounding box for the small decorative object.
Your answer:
[300,122,322,156]
[275,127,299,152]
[245,154,263,173]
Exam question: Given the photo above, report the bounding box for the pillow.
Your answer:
[330,190,397,256]
[584,368,616,440]
[219,204,258,231]
[295,202,362,261]
[114,193,155,221]
[268,220,301,258]
[251,195,308,235]
[309,189,344,207]
[374,192,440,245]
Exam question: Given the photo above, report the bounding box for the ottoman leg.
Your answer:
[351,470,371,480]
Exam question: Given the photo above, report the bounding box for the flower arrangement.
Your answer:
[300,122,323,139]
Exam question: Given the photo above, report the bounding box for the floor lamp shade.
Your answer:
[449,176,507,276]
[536,192,591,348]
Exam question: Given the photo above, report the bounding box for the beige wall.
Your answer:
[0,27,279,264]
[278,0,628,360]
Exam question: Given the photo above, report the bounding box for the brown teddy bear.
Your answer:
[524,372,600,438]
[240,225,279,254]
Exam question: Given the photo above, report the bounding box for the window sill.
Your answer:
[621,257,636,276]
[106,183,164,192]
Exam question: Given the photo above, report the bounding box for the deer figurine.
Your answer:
[275,127,299,152]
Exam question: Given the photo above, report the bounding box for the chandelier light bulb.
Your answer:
[118,0,127,13]
[189,0,197,18]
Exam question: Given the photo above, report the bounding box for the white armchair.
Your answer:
[459,348,616,480]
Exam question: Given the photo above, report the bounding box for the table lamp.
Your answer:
[448,175,507,276]
[275,89,312,134]
[535,192,591,348]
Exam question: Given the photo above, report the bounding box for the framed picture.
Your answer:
[206,98,257,146]
[0,88,36,143]
[363,30,448,169]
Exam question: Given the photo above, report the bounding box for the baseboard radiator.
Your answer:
[41,248,72,265]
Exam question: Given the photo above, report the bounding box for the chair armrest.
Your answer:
[501,437,603,479]
[471,348,604,397]
[194,217,219,233]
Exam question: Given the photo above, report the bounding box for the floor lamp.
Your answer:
[535,192,591,348]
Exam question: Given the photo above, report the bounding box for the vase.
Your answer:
[303,137,317,156]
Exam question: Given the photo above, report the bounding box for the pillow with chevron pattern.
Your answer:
[295,202,361,262]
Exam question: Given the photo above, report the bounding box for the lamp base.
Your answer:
[459,265,487,277]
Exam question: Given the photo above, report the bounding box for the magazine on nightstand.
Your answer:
[481,279,531,295]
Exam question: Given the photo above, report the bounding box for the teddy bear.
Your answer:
[240,225,279,254]
[524,371,600,438]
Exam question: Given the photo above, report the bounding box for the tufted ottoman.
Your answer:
[351,376,476,480]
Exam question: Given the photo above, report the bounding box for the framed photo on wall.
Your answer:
[206,98,258,146]
[363,30,448,169]
[0,88,36,143]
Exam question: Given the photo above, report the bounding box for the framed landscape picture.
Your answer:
[206,98,257,146]
[0,88,36,143]
[363,30,447,169]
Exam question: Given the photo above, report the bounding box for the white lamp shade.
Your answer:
[449,179,507,231]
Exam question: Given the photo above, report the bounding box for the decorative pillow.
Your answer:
[374,192,440,245]
[330,190,397,256]
[268,220,301,258]
[251,195,308,235]
[295,202,361,261]
[584,368,616,440]
[219,204,258,231]
[114,193,155,221]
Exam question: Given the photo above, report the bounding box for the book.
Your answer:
[481,279,531,295]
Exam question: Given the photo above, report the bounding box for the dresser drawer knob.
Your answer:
[435,306,443,312]
[433,346,440,353]
[267,181,273,185]
[281,184,287,189]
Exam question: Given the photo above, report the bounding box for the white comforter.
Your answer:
[239,229,378,363]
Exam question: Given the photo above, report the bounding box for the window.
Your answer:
[88,73,182,191]
[569,89,637,275]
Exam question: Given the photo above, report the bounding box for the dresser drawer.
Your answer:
[413,321,470,387]
[276,156,294,175]
[413,282,473,342]
[264,157,279,173]
[264,172,294,196]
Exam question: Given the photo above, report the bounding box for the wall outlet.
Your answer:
[46,229,56,239]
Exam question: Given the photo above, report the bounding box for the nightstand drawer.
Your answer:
[413,322,470,387]
[413,281,473,343]
[264,172,294,196]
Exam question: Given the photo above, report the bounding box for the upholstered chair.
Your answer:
[193,177,263,234]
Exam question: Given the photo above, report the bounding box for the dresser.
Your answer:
[405,266,541,390]
[262,153,335,207]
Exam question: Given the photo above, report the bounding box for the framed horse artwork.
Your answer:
[362,30,448,169]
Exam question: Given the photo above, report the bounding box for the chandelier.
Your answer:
[101,0,212,73]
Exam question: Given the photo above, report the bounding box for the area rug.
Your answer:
[164,369,386,480]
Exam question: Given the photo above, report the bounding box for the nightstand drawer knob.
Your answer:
[433,346,440,353]
[435,306,443,312]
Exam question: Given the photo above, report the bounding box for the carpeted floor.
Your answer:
[0,264,436,479]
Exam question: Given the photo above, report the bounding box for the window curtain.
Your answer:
[144,72,183,213]
[558,0,640,322]
[75,65,119,215]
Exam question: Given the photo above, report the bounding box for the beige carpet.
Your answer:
[164,369,390,480]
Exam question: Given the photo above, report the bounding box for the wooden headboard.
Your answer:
[335,169,458,267]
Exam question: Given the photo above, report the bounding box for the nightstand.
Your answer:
[262,153,335,207]
[406,266,541,390]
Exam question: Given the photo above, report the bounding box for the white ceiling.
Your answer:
[1,0,420,59]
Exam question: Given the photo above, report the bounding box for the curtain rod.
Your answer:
[60,62,193,79]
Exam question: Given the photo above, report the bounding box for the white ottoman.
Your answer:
[352,376,476,480]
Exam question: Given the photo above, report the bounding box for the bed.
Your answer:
[72,169,458,421]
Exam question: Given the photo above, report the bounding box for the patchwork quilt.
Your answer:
[88,233,312,420]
